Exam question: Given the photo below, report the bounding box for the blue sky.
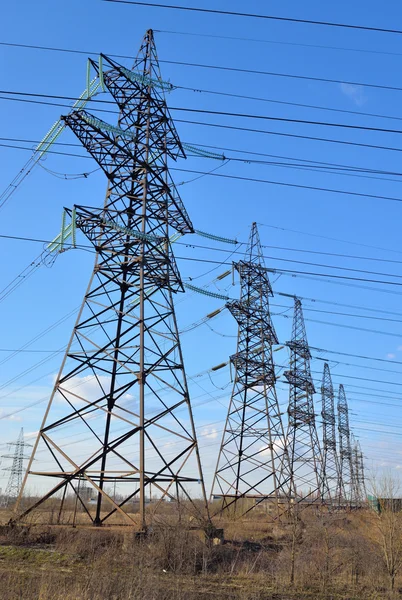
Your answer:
[1,0,402,493]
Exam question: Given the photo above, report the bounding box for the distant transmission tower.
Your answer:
[210,222,292,516]
[14,30,208,529]
[284,298,327,504]
[2,429,31,506]
[356,441,367,503]
[337,385,354,507]
[351,438,367,507]
[320,363,341,504]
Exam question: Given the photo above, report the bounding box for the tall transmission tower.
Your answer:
[284,298,326,504]
[337,384,354,507]
[320,363,341,504]
[210,223,292,517]
[14,30,208,530]
[1,429,31,506]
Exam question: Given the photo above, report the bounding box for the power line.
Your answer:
[4,132,402,189]
[273,302,402,326]
[173,105,402,136]
[4,229,402,289]
[172,167,402,205]
[4,138,402,207]
[157,29,402,59]
[274,310,402,339]
[6,88,402,137]
[259,222,402,257]
[3,42,402,125]
[103,1,402,36]
[178,241,402,282]
[161,58,402,94]
[172,119,402,157]
[6,231,402,287]
[310,346,402,368]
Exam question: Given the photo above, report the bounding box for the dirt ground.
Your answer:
[0,506,400,599]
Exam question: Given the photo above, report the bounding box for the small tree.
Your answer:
[370,474,402,592]
[289,506,303,586]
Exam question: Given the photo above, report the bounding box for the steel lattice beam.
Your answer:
[284,298,327,504]
[320,363,341,505]
[210,223,293,518]
[337,384,354,507]
[13,30,208,530]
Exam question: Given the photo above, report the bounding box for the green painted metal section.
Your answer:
[185,283,230,301]
[47,210,76,253]
[35,77,102,159]
[195,229,238,245]
[121,67,174,92]
[183,143,225,161]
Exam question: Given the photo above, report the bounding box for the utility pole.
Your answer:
[1,429,31,507]
[285,298,327,505]
[320,363,341,505]
[13,30,208,529]
[210,223,292,517]
[337,385,354,507]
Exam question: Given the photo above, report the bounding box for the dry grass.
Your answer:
[0,507,400,599]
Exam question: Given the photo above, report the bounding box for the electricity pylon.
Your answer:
[284,298,327,504]
[337,384,354,507]
[14,30,208,529]
[320,363,341,504]
[351,438,366,507]
[210,223,292,517]
[355,440,367,504]
[1,429,31,506]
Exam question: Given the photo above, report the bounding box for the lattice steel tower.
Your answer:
[284,298,326,503]
[337,385,354,506]
[210,223,292,516]
[14,30,208,529]
[2,429,31,506]
[320,363,341,504]
[351,438,366,506]
[354,440,367,504]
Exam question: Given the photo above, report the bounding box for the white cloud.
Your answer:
[260,437,286,456]
[340,83,367,106]
[201,427,218,440]
[387,353,396,359]
[56,374,111,406]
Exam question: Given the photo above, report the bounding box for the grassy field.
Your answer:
[0,506,401,599]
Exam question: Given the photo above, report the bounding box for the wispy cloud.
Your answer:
[0,410,21,422]
[340,83,367,106]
